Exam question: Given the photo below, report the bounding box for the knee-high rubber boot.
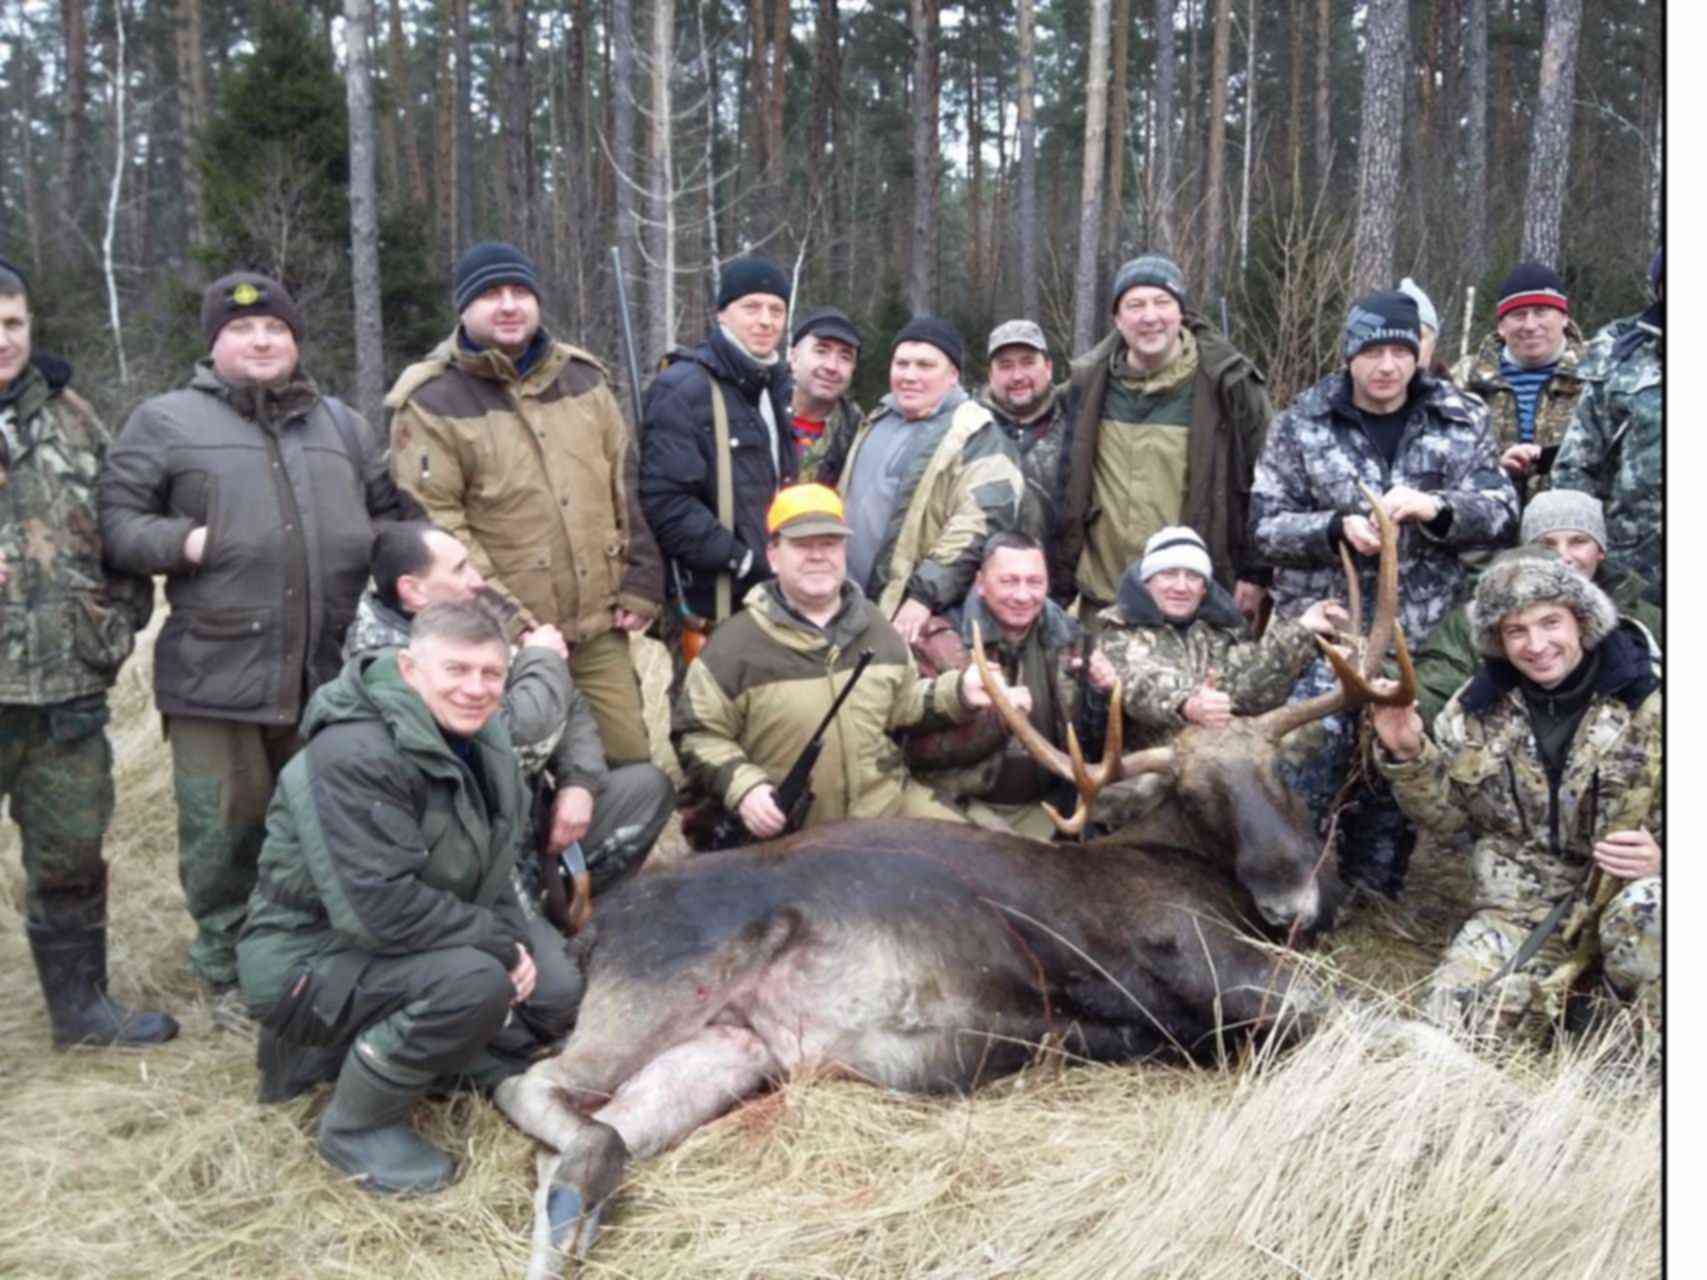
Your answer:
[317,1045,458,1195]
[26,920,180,1049]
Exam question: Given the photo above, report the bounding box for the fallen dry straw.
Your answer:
[0,616,1658,1279]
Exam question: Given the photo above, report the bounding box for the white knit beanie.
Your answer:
[1139,526,1213,582]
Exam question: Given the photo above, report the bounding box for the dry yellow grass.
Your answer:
[0,617,1659,1279]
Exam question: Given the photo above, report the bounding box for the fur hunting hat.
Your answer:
[1467,545,1619,658]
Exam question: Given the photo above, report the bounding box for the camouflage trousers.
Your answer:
[167,716,301,987]
[0,697,114,928]
[1427,875,1663,1044]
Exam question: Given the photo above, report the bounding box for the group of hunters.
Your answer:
[0,224,1662,1196]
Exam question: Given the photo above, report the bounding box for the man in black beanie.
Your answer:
[834,315,1022,643]
[639,254,798,686]
[1450,261,1589,502]
[386,240,664,768]
[1248,288,1518,901]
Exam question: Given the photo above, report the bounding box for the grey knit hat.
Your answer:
[1467,546,1619,658]
[1139,526,1213,582]
[1111,253,1188,312]
[1520,489,1608,550]
[1397,277,1439,333]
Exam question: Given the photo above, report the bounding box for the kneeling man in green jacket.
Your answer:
[237,602,583,1196]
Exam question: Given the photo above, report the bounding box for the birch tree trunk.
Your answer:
[1152,0,1176,253]
[1462,0,1488,284]
[647,0,675,366]
[1238,0,1257,276]
[1313,0,1332,190]
[612,0,641,320]
[1071,0,1112,353]
[1017,0,1039,317]
[339,0,384,431]
[1103,0,1130,260]
[102,0,128,387]
[1202,0,1231,298]
[1519,0,1583,266]
[1350,0,1408,296]
[907,0,939,313]
[344,0,386,428]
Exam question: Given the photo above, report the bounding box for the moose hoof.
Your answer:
[526,1123,629,1277]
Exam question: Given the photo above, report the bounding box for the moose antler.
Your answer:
[969,623,1132,836]
[1252,482,1417,742]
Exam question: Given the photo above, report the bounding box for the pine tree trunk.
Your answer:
[1314,0,1332,190]
[647,0,675,366]
[907,0,939,314]
[1519,0,1582,266]
[175,0,206,250]
[1103,0,1129,261]
[967,19,984,314]
[453,0,474,251]
[1072,0,1112,353]
[1287,0,1303,195]
[1462,0,1488,285]
[1238,0,1257,277]
[499,0,534,254]
[344,0,387,427]
[435,10,457,260]
[1202,0,1231,297]
[59,0,89,241]
[374,19,401,203]
[389,0,428,210]
[612,0,640,320]
[1017,0,1039,317]
[1350,0,1408,295]
[1153,0,1175,253]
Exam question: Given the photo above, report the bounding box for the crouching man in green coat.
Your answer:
[237,602,583,1195]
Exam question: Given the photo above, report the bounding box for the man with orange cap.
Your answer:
[672,484,1004,841]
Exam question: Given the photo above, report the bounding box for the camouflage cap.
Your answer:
[1467,546,1619,658]
[986,319,1049,358]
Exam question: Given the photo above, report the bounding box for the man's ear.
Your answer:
[396,646,419,687]
[397,573,425,614]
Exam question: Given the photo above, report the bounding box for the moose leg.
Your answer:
[505,1024,780,1279]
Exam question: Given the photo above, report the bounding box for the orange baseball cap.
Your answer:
[766,484,852,539]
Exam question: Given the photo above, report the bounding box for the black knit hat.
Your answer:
[201,272,305,348]
[453,241,540,314]
[1496,262,1568,318]
[792,305,862,351]
[894,314,965,370]
[0,255,28,301]
[717,255,790,309]
[1110,253,1189,311]
[1341,290,1421,361]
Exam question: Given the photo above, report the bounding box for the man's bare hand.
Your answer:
[960,663,1034,714]
[1379,486,1442,525]
[522,624,570,660]
[1368,680,1425,760]
[613,607,651,632]
[1341,514,1381,556]
[548,785,595,853]
[0,550,8,585]
[1070,647,1117,693]
[184,526,208,565]
[1500,443,1543,477]
[1594,829,1661,881]
[1181,668,1232,728]
[1298,599,1352,638]
[508,944,537,1004]
[1233,580,1268,631]
[891,598,931,645]
[738,784,788,838]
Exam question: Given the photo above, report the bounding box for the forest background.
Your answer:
[0,0,1665,432]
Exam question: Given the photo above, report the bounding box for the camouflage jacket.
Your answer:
[340,589,607,790]
[1094,574,1318,748]
[977,381,1075,598]
[1449,324,1589,482]
[1552,315,1662,597]
[1250,371,1518,644]
[1379,623,1661,924]
[795,395,864,487]
[837,387,1023,616]
[902,594,1108,804]
[1412,567,1663,732]
[0,357,152,704]
[672,580,970,826]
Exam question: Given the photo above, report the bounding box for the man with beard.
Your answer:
[979,320,1075,592]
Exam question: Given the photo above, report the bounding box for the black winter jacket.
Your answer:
[638,328,797,621]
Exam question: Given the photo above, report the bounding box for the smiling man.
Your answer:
[1372,548,1662,1049]
[1451,263,1588,501]
[237,601,586,1193]
[977,320,1075,581]
[1058,254,1274,630]
[389,242,663,768]
[1250,288,1517,899]
[103,271,421,1003]
[836,315,1022,646]
[788,305,863,484]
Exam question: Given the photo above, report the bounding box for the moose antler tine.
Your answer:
[971,621,1076,785]
[1094,680,1126,787]
[1373,620,1418,707]
[1063,720,1093,792]
[1115,744,1177,777]
[1356,481,1403,681]
[1043,798,1089,837]
[1338,541,1363,638]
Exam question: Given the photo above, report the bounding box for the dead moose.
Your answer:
[495,501,1417,1279]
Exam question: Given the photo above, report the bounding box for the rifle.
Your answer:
[703,647,877,851]
[610,245,646,426]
